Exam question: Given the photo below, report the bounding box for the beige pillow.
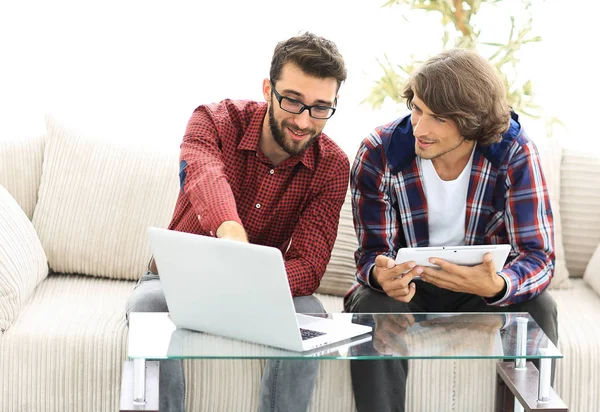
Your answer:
[31,116,180,280]
[0,184,48,333]
[0,136,45,220]
[560,149,600,277]
[583,244,600,297]
[535,137,571,289]
[318,190,357,296]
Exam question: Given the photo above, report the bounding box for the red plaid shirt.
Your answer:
[168,99,349,296]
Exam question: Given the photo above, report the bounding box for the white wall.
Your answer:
[0,0,597,156]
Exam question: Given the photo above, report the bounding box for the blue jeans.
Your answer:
[125,272,324,412]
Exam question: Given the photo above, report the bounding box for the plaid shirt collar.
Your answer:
[385,111,523,174]
[236,103,316,170]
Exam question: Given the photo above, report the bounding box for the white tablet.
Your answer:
[395,244,512,275]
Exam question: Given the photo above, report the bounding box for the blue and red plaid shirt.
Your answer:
[168,99,349,296]
[350,112,555,306]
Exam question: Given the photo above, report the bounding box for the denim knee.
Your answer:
[292,295,325,314]
[125,272,168,321]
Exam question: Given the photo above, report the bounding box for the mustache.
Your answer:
[282,121,314,135]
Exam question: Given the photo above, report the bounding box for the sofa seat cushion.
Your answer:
[3,275,596,412]
[0,184,48,333]
[550,278,600,412]
[0,274,133,412]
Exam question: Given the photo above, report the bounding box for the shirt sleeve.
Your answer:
[484,141,555,306]
[351,134,399,291]
[283,155,350,297]
[179,105,242,234]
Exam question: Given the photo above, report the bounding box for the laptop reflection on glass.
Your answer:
[146,227,372,352]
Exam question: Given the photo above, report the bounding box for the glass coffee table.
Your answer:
[120,312,567,412]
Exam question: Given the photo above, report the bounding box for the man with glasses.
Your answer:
[126,32,348,412]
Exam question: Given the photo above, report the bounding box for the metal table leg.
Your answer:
[120,359,160,411]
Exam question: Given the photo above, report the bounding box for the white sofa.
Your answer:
[1,116,600,412]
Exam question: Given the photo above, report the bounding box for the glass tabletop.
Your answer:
[127,312,562,360]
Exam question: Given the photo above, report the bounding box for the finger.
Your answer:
[389,266,421,287]
[428,257,461,274]
[375,254,395,268]
[393,282,416,303]
[483,252,496,271]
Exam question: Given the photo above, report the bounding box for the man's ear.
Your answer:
[262,79,271,102]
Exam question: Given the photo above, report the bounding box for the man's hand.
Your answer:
[372,255,422,302]
[215,220,248,243]
[372,313,415,355]
[420,253,506,298]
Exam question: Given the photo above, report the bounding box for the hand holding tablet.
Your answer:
[395,244,511,279]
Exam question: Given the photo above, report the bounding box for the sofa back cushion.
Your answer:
[0,184,48,333]
[560,149,600,277]
[0,136,45,220]
[535,137,571,289]
[317,190,357,296]
[31,116,180,280]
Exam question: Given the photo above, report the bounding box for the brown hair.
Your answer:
[270,32,347,91]
[402,49,511,145]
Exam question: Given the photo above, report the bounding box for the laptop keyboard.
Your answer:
[300,328,326,340]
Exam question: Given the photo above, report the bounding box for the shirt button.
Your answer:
[255,203,261,209]
[269,169,274,175]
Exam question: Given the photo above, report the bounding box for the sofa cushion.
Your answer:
[318,190,357,296]
[0,184,48,333]
[0,274,132,412]
[583,244,600,296]
[31,116,180,280]
[0,136,45,220]
[535,137,571,289]
[560,149,600,277]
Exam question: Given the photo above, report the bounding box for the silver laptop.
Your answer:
[147,227,372,352]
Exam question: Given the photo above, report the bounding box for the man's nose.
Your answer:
[413,116,428,137]
[294,109,313,130]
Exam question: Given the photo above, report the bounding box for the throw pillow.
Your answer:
[535,137,571,289]
[583,244,600,297]
[31,115,180,280]
[318,190,358,296]
[0,184,48,333]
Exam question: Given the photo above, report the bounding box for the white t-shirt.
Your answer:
[421,147,476,247]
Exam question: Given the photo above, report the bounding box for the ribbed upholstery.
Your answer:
[0,185,48,333]
[317,190,357,296]
[583,245,600,295]
[560,149,600,277]
[0,136,45,219]
[31,116,180,280]
[0,275,597,412]
[536,138,571,289]
[551,279,600,412]
[0,274,132,412]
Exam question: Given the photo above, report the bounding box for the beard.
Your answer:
[268,104,320,157]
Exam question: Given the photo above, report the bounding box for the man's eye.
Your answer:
[434,117,446,123]
[313,106,329,114]
[284,98,302,107]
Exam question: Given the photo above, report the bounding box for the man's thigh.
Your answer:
[293,295,326,314]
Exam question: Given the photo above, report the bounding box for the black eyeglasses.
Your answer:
[270,81,337,120]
